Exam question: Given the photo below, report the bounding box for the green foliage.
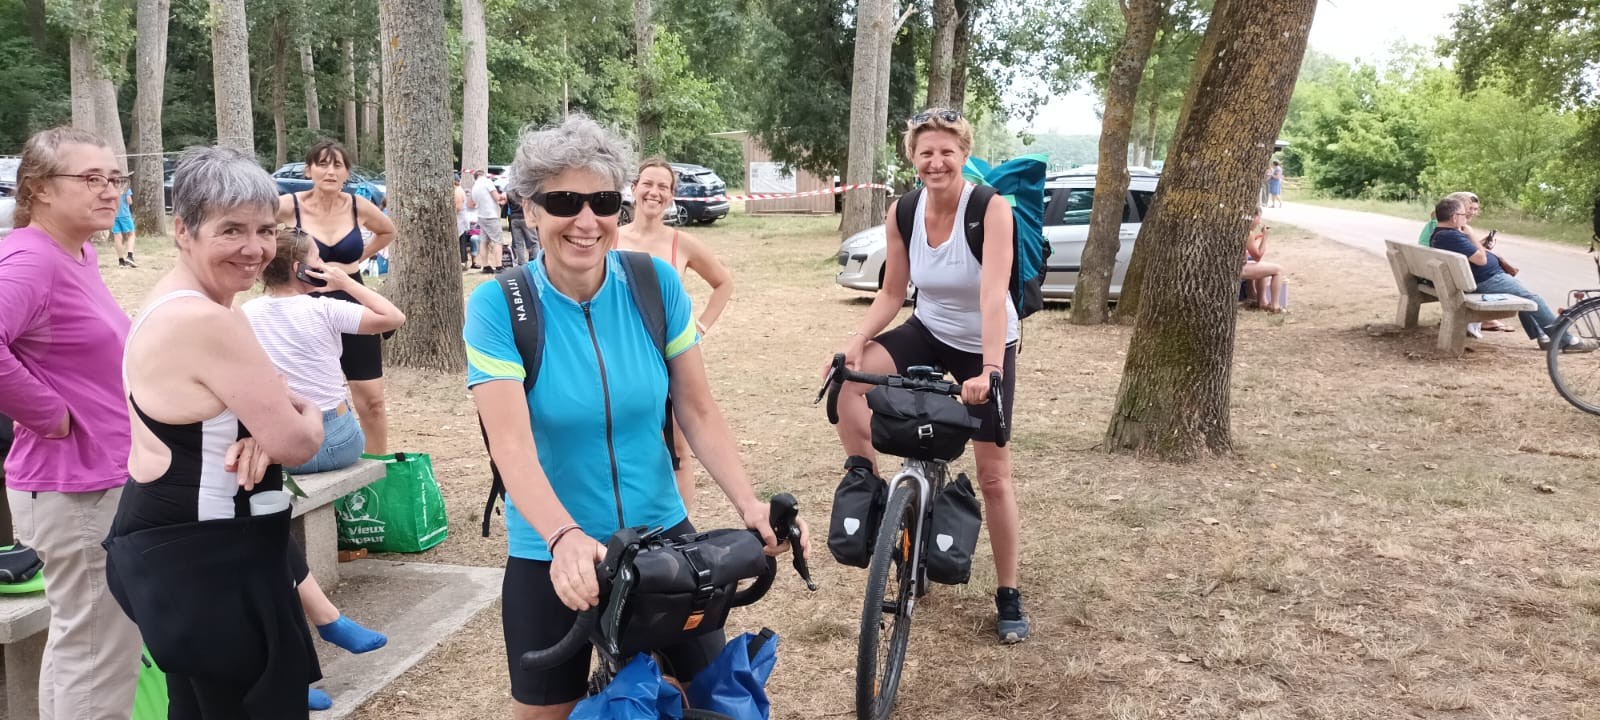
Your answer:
[744,0,853,177]
[0,0,69,151]
[1283,53,1437,200]
[598,29,733,172]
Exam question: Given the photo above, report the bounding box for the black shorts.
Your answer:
[872,316,1017,443]
[502,519,724,706]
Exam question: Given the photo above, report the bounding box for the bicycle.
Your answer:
[815,353,1007,720]
[521,494,816,718]
[1547,235,1600,414]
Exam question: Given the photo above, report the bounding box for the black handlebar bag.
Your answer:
[865,386,983,462]
[618,528,771,656]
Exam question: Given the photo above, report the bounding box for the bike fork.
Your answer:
[887,460,936,600]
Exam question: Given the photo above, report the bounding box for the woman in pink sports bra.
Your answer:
[615,157,733,514]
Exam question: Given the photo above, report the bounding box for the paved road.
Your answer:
[1265,201,1598,310]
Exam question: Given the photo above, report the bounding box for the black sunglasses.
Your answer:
[530,191,624,217]
[911,109,962,124]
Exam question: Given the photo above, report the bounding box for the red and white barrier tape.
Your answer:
[674,183,892,203]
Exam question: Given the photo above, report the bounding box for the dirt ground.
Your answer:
[98,211,1600,719]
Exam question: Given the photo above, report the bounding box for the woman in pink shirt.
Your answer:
[0,127,145,720]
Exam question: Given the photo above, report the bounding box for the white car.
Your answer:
[0,196,14,241]
[835,170,1159,299]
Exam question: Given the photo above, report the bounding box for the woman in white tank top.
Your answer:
[827,108,1031,644]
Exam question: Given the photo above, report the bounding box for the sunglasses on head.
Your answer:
[531,191,624,217]
[911,109,962,124]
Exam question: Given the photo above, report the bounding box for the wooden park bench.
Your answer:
[0,459,384,719]
[1384,239,1537,355]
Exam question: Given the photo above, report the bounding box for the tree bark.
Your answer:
[94,77,128,172]
[300,39,321,132]
[1071,0,1164,326]
[841,0,889,238]
[870,5,908,221]
[1116,0,1229,325]
[271,8,289,169]
[133,0,170,234]
[949,0,973,112]
[69,34,99,131]
[460,0,489,173]
[1104,0,1315,460]
[364,56,380,156]
[634,0,659,153]
[926,0,957,109]
[342,38,360,164]
[379,0,465,372]
[211,0,255,156]
[23,0,51,52]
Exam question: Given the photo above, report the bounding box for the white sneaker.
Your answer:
[1466,322,1483,339]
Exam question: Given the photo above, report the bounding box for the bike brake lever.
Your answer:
[768,493,818,591]
[813,366,838,405]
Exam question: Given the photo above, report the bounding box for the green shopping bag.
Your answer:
[334,452,449,553]
[131,647,168,720]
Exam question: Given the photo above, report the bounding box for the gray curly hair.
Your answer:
[509,114,634,202]
[171,145,279,235]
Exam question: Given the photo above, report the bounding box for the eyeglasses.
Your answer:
[531,191,623,217]
[50,173,133,191]
[911,109,962,125]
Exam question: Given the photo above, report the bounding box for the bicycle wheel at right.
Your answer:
[1548,301,1600,415]
[856,479,919,720]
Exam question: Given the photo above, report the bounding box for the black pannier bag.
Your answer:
[865,385,982,462]
[828,456,885,568]
[925,473,982,585]
[618,528,771,656]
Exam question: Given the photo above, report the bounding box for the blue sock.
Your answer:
[316,615,387,654]
[308,687,332,711]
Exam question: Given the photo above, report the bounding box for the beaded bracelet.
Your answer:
[546,523,582,551]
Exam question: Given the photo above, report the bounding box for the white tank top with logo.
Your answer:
[908,183,1020,354]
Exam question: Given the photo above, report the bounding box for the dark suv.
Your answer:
[671,163,729,224]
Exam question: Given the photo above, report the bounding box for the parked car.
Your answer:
[271,162,386,206]
[0,156,19,197]
[835,170,1160,299]
[0,194,14,241]
[671,163,729,224]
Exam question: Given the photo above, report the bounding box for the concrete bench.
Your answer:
[0,459,384,719]
[1384,239,1537,355]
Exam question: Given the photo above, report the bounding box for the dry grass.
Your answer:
[98,211,1600,719]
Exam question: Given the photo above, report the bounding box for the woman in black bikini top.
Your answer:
[274,139,396,457]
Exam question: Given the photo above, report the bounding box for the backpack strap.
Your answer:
[482,264,543,537]
[615,250,682,471]
[894,187,922,252]
[963,184,999,263]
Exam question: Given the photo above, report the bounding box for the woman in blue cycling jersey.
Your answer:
[465,114,805,720]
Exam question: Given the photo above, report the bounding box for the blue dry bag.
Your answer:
[570,654,684,720]
[686,629,779,720]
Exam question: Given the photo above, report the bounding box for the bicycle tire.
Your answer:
[855,479,919,720]
[1548,301,1600,415]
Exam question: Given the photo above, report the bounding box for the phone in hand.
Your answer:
[1484,230,1498,249]
[295,263,329,288]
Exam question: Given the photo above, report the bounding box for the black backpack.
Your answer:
[478,251,678,536]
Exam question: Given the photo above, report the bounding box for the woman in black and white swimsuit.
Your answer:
[106,146,326,720]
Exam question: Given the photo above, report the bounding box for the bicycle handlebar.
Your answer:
[817,353,1009,447]
[519,494,813,671]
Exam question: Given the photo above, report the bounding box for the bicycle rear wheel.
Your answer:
[1548,301,1600,415]
[856,478,920,720]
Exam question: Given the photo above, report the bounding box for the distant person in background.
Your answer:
[617,158,735,512]
[1428,196,1594,352]
[506,182,535,265]
[0,126,144,720]
[1419,191,1508,335]
[1241,209,1287,312]
[112,187,138,267]
[471,169,506,274]
[1267,160,1284,208]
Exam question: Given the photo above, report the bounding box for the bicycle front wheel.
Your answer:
[856,478,920,720]
[1548,301,1600,415]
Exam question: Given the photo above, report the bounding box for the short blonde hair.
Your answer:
[902,108,974,160]
[13,126,112,227]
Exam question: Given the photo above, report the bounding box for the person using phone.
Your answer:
[242,228,407,474]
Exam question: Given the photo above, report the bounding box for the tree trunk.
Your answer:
[211,0,255,156]
[634,0,659,153]
[23,0,51,52]
[364,56,380,155]
[133,0,170,234]
[271,9,289,169]
[1104,0,1315,460]
[460,0,489,173]
[841,0,888,238]
[300,39,321,132]
[1116,0,1229,325]
[949,0,973,112]
[379,0,465,372]
[870,5,905,222]
[1070,0,1164,326]
[69,34,99,131]
[94,77,128,172]
[926,0,957,109]
[1144,90,1161,163]
[342,38,360,164]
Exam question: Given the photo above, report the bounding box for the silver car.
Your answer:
[836,171,1160,299]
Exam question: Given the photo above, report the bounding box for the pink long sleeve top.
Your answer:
[0,227,131,493]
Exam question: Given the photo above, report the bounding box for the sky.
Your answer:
[1018,0,1469,136]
